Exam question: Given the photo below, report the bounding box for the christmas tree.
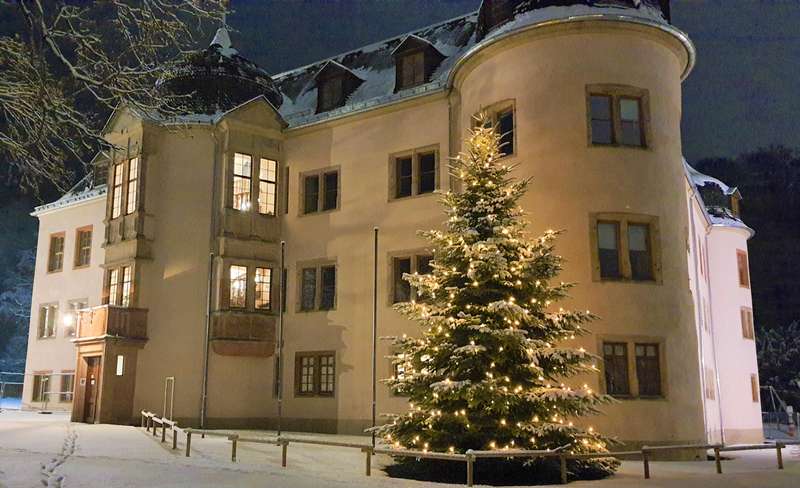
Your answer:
[378,115,618,481]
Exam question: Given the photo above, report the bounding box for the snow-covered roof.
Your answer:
[271,1,676,128]
[683,159,752,235]
[32,173,107,217]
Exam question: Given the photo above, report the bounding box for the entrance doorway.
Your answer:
[83,356,100,423]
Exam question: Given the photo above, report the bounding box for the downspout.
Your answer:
[200,127,222,429]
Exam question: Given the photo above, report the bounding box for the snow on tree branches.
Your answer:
[377,116,618,480]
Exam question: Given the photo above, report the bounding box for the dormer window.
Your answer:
[314,61,364,114]
[392,35,444,92]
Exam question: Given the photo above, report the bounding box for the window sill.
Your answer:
[296,308,337,314]
[73,264,91,270]
[299,207,340,218]
[611,394,666,401]
[46,269,64,275]
[388,190,439,204]
[588,142,651,151]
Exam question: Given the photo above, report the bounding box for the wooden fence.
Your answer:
[139,411,793,486]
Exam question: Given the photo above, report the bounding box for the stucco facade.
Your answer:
[22,1,762,446]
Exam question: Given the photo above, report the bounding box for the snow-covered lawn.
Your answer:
[1,410,798,488]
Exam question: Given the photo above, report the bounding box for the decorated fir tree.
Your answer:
[378,116,618,481]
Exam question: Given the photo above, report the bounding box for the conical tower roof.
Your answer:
[158,27,283,114]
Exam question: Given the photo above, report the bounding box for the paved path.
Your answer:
[1,410,798,487]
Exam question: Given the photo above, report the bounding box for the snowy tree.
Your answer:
[757,321,800,408]
[0,0,227,192]
[378,117,617,480]
[0,249,34,373]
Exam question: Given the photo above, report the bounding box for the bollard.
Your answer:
[185,429,192,457]
[466,451,475,487]
[559,454,567,484]
[642,449,650,479]
[230,435,238,462]
[777,443,784,470]
[141,413,145,428]
[161,419,167,443]
[152,419,157,437]
[172,427,178,450]
[714,447,722,474]
[281,440,288,467]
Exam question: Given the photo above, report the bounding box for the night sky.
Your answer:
[227,0,800,162]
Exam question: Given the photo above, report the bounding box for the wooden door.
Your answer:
[83,356,100,423]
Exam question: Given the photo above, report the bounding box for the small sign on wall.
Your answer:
[80,378,86,386]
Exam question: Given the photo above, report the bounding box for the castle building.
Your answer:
[22,0,763,445]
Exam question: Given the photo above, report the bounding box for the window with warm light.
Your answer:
[126,157,139,214]
[116,355,124,376]
[233,153,252,211]
[65,299,87,337]
[737,249,751,288]
[37,304,58,339]
[48,233,65,272]
[111,162,124,218]
[108,268,120,305]
[120,266,132,307]
[229,265,247,308]
[255,267,272,310]
[258,158,277,215]
[74,227,92,268]
[295,351,335,397]
[106,266,132,306]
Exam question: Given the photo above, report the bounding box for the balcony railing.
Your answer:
[77,305,148,340]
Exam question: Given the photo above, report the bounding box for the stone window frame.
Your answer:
[31,372,52,402]
[586,84,652,149]
[125,157,140,215]
[296,259,338,313]
[110,160,125,219]
[740,306,755,340]
[60,370,75,402]
[37,302,59,339]
[299,166,341,216]
[473,99,516,159]
[228,264,249,309]
[254,267,274,311]
[589,212,662,284]
[386,249,434,306]
[73,225,93,269]
[47,232,65,273]
[388,144,440,201]
[227,152,282,216]
[104,262,135,307]
[232,152,253,212]
[737,249,751,288]
[750,374,760,403]
[219,260,277,312]
[597,335,668,400]
[294,351,336,397]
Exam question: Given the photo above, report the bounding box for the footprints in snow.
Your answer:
[39,423,76,488]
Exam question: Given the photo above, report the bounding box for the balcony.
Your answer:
[77,305,148,341]
[210,310,276,357]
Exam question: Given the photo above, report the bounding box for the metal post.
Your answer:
[281,440,288,467]
[277,241,285,436]
[161,420,167,443]
[466,451,475,487]
[559,454,567,484]
[642,449,650,479]
[172,427,178,450]
[364,448,372,476]
[714,447,722,474]
[230,435,238,462]
[371,227,378,448]
[777,443,784,470]
[185,429,192,457]
[200,252,215,430]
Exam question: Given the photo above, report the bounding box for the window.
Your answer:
[392,254,434,303]
[635,344,661,397]
[628,224,653,281]
[258,158,278,215]
[741,307,755,340]
[65,299,87,337]
[32,374,50,402]
[233,153,252,211]
[400,51,425,89]
[476,102,515,158]
[750,374,760,402]
[298,263,337,311]
[120,266,132,307]
[126,157,139,215]
[597,222,621,279]
[37,304,58,339]
[116,355,125,376]
[319,76,343,112]
[60,374,74,402]
[737,250,750,288]
[229,265,247,308]
[48,233,65,273]
[587,85,649,147]
[390,147,438,200]
[602,342,630,396]
[283,166,290,215]
[591,214,660,283]
[111,162,124,218]
[108,269,120,306]
[295,352,336,397]
[74,227,92,268]
[302,169,339,214]
[255,267,272,310]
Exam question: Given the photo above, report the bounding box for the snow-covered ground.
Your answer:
[1,410,798,488]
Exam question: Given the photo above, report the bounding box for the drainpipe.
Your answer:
[201,128,222,429]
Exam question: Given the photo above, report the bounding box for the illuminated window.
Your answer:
[120,266,132,307]
[295,352,335,397]
[65,299,87,337]
[48,233,65,272]
[233,153,252,211]
[108,268,120,305]
[74,227,92,267]
[229,265,247,308]
[126,157,139,214]
[258,158,277,215]
[255,267,272,310]
[37,304,58,339]
[32,374,50,402]
[116,355,124,376]
[111,162,124,218]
